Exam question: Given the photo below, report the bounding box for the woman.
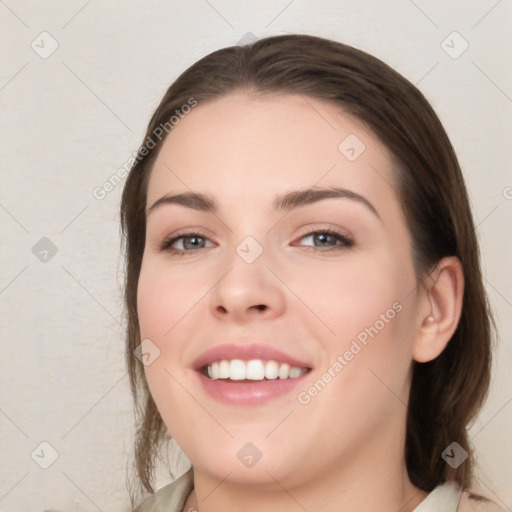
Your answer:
[120,34,502,511]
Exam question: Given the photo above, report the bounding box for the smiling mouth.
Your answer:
[200,359,311,381]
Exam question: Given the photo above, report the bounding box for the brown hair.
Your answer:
[120,34,494,505]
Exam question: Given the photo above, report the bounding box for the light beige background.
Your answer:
[0,1,511,511]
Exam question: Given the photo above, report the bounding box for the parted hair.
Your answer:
[120,34,494,506]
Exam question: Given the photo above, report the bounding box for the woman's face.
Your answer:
[137,93,423,488]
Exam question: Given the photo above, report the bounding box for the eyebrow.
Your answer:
[273,187,380,220]
[146,186,380,220]
[147,192,216,216]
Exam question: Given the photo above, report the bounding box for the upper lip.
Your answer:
[191,343,313,370]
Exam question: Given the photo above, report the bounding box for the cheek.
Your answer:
[292,250,416,394]
[292,251,412,336]
[292,257,416,448]
[136,258,215,423]
[137,258,205,345]
[137,262,198,439]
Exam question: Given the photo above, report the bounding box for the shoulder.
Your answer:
[458,491,509,512]
[134,468,194,512]
[414,481,508,512]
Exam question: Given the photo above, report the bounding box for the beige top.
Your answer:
[134,469,507,512]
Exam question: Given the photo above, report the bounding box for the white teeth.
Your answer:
[218,360,230,379]
[230,359,246,380]
[264,360,279,379]
[209,362,219,379]
[289,366,304,378]
[278,363,290,379]
[205,359,308,381]
[246,360,265,380]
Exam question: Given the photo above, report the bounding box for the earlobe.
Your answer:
[413,256,464,363]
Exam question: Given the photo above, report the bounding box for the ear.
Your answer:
[412,256,464,363]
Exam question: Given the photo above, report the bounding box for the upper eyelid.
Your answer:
[292,230,354,247]
[164,232,214,245]
[163,225,349,239]
[292,223,353,240]
[156,228,216,252]
[163,227,215,241]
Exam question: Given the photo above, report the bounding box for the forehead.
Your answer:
[146,93,399,217]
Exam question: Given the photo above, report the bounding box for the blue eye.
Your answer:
[296,230,354,251]
[159,233,214,253]
[158,229,353,255]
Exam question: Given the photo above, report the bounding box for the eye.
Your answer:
[159,232,215,254]
[293,229,354,251]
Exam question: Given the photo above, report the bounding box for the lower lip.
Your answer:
[195,371,310,405]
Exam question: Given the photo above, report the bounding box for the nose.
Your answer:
[209,257,286,324]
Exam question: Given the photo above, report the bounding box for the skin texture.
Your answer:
[137,93,464,512]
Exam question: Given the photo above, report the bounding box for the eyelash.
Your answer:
[292,228,354,252]
[158,230,213,254]
[158,228,354,255]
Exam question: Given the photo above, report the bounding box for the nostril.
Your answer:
[216,305,228,314]
[254,304,267,311]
